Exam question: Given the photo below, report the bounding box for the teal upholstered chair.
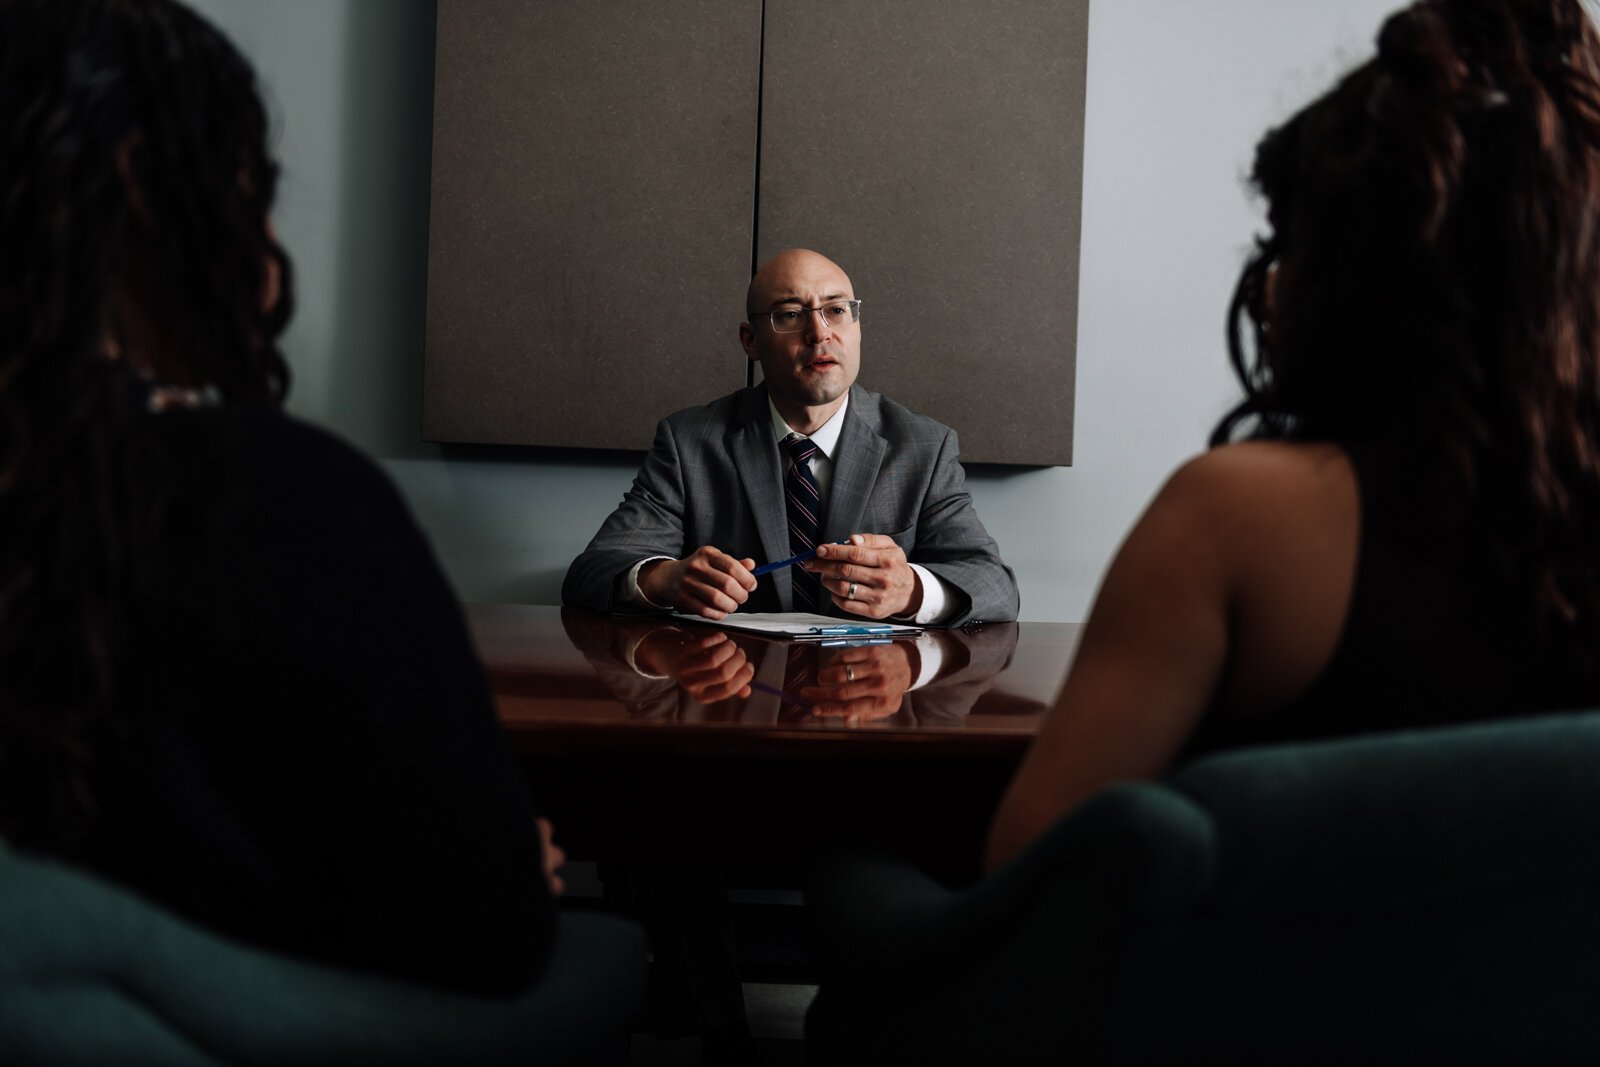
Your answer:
[0,842,646,1065]
[806,710,1600,1065]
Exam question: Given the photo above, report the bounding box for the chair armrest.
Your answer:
[807,781,1214,991]
[0,845,648,1065]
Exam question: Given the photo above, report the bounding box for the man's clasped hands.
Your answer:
[639,533,923,621]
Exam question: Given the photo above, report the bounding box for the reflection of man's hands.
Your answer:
[634,628,754,703]
[639,546,757,620]
[801,642,919,723]
[806,534,920,619]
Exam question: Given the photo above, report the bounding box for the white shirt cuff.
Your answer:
[620,556,674,610]
[622,628,675,678]
[904,563,952,625]
[909,632,945,689]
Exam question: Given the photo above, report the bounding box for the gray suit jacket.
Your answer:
[562,384,1019,624]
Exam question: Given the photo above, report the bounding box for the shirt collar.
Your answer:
[768,390,849,461]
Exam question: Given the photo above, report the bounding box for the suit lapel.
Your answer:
[728,389,791,602]
[823,389,887,543]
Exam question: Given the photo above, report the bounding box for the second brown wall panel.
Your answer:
[757,0,1087,465]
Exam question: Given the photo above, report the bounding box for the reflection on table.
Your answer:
[466,604,1083,872]
[471,604,1080,756]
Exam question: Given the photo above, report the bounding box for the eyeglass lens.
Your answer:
[769,301,860,333]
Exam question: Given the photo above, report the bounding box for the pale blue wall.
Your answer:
[190,0,1395,621]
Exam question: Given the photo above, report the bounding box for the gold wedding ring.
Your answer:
[848,582,858,599]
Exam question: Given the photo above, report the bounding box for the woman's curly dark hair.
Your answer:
[1213,0,1600,651]
[0,0,293,854]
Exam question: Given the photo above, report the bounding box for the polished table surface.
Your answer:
[468,605,1082,873]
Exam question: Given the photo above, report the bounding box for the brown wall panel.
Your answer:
[424,0,762,449]
[758,0,1088,465]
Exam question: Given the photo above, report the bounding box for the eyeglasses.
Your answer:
[762,299,863,334]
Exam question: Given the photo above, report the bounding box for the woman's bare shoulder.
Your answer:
[1154,440,1355,550]
[1165,439,1353,501]
[984,439,1360,870]
[1164,439,1361,711]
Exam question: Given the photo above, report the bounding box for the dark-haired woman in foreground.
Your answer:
[990,0,1600,870]
[0,0,559,992]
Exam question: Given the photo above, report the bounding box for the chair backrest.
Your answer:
[807,709,1600,1065]
[1106,710,1600,1065]
[0,843,646,1065]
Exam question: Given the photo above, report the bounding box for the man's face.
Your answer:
[739,250,861,424]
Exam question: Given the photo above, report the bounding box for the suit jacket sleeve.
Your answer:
[562,415,690,613]
[910,426,1021,624]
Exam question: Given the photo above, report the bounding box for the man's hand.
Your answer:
[805,534,922,619]
[639,546,757,620]
[802,641,919,723]
[634,628,755,703]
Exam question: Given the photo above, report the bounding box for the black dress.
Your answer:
[94,406,553,995]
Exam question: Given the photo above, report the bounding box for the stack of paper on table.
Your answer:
[670,611,922,640]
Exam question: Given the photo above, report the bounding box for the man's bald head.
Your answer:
[746,249,854,319]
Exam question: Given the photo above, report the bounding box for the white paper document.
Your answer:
[669,611,922,640]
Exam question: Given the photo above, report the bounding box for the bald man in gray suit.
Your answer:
[563,248,1019,627]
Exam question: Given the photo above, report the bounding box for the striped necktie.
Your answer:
[784,433,823,612]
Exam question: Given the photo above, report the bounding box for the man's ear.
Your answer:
[113,133,154,225]
[739,321,757,360]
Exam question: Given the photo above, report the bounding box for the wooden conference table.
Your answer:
[468,604,1082,879]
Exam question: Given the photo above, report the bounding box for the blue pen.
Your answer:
[809,625,897,635]
[751,540,850,577]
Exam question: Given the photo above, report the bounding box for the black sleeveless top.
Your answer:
[1186,438,1600,755]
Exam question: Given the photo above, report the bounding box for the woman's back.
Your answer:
[991,430,1600,870]
[988,0,1600,870]
[1189,436,1600,754]
[0,0,556,993]
[97,404,553,993]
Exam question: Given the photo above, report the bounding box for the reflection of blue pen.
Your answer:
[751,540,850,577]
[750,679,811,706]
[819,638,893,647]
